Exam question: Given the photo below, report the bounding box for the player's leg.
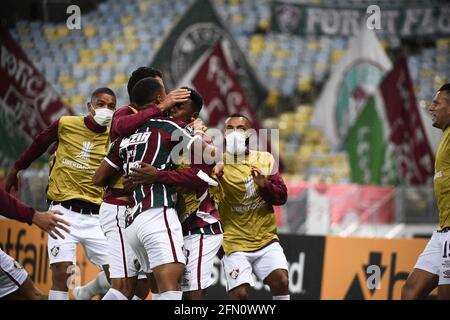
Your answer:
[125,213,154,299]
[402,269,438,299]
[73,270,111,300]
[252,241,289,300]
[182,233,223,300]
[76,213,112,299]
[222,251,254,300]
[146,272,160,300]
[437,232,450,300]
[402,232,441,299]
[47,204,78,300]
[49,261,73,299]
[152,262,185,298]
[96,203,140,300]
[142,207,186,300]
[134,275,150,300]
[264,269,289,298]
[0,249,41,300]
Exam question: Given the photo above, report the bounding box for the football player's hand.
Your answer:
[251,165,268,188]
[158,88,191,113]
[122,175,134,193]
[32,210,70,240]
[129,162,158,185]
[213,162,224,177]
[5,167,19,193]
[190,118,208,134]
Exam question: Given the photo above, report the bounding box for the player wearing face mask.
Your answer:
[213,114,290,301]
[5,87,117,300]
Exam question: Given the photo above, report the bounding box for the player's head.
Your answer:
[224,113,252,132]
[131,77,166,110]
[87,87,116,126]
[223,113,252,155]
[127,67,163,103]
[169,87,203,123]
[430,83,450,130]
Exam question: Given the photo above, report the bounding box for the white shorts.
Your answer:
[181,233,223,292]
[99,202,146,279]
[125,207,186,273]
[414,230,450,285]
[0,248,28,298]
[222,241,288,292]
[47,204,109,267]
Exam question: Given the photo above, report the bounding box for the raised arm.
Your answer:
[114,88,192,137]
[113,104,162,137]
[6,119,59,192]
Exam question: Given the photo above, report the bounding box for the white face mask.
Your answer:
[93,108,114,127]
[225,131,247,155]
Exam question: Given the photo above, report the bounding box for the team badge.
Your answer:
[51,245,60,257]
[133,258,141,271]
[275,4,301,34]
[229,268,240,280]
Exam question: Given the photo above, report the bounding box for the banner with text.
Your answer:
[0,27,71,167]
[271,1,450,39]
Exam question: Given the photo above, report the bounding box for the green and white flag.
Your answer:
[343,94,398,185]
[311,26,392,149]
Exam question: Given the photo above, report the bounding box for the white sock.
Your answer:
[132,295,142,300]
[158,291,182,300]
[151,293,160,300]
[273,294,290,300]
[73,271,111,300]
[48,290,69,300]
[102,288,128,300]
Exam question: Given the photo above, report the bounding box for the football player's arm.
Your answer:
[0,188,36,224]
[6,119,60,192]
[253,169,288,206]
[114,89,192,137]
[92,160,120,187]
[0,189,70,239]
[93,139,123,187]
[113,104,162,137]
[129,163,214,189]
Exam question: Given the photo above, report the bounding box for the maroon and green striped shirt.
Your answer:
[106,116,200,226]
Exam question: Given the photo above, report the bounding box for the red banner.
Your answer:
[0,27,71,165]
[379,56,435,185]
[190,42,261,129]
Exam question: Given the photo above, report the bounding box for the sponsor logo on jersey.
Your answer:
[243,176,257,200]
[77,141,94,161]
[120,132,151,148]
